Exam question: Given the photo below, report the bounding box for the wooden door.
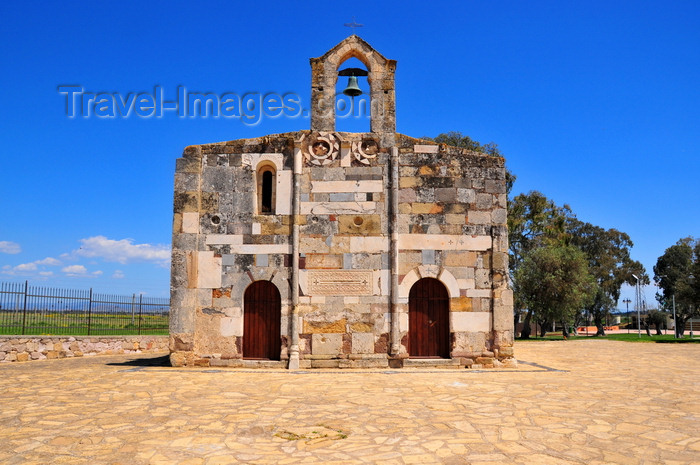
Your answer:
[408,278,450,358]
[243,281,281,360]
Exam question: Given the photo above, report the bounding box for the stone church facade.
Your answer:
[169,36,515,369]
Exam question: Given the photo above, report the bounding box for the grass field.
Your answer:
[604,333,699,343]
[519,332,700,343]
[0,311,169,336]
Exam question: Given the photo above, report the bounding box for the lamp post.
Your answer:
[632,274,641,338]
[623,298,632,334]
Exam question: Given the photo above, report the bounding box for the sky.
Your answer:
[1,1,698,305]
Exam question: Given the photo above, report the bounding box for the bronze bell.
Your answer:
[343,75,362,97]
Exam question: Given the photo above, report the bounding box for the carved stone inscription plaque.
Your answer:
[307,270,373,296]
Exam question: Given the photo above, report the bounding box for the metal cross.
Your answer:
[344,17,364,33]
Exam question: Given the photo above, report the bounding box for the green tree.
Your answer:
[509,192,573,273]
[515,245,597,338]
[431,132,649,340]
[654,237,700,336]
[508,191,574,337]
[566,219,648,336]
[430,131,502,156]
[646,309,667,336]
[428,131,516,193]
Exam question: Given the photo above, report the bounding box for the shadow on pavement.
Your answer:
[655,339,700,343]
[106,354,171,367]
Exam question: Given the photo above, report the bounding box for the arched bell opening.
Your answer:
[334,56,370,133]
[310,35,396,134]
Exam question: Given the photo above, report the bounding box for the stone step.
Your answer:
[209,359,287,368]
[403,358,461,368]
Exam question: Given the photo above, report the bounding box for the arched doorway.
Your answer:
[408,278,450,358]
[243,281,281,360]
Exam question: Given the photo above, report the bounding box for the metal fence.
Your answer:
[0,281,169,336]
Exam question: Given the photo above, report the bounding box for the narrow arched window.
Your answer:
[262,171,273,212]
[257,164,276,214]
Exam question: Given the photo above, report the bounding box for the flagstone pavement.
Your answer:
[1,339,699,464]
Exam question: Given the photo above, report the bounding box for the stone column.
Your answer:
[288,143,302,370]
[490,225,515,361]
[369,61,397,135]
[490,226,496,343]
[169,145,202,367]
[390,146,400,356]
[309,57,334,132]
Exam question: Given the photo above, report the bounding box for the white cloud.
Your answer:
[0,265,16,276]
[72,236,170,266]
[15,263,37,272]
[60,265,102,278]
[0,236,168,282]
[62,265,88,276]
[0,241,21,254]
[0,257,62,277]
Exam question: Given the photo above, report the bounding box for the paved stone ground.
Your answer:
[1,340,699,464]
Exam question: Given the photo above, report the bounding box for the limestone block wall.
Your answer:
[169,131,514,368]
[0,335,168,363]
[170,135,295,366]
[296,132,392,366]
[393,136,513,361]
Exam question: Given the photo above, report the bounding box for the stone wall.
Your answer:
[170,134,296,365]
[0,335,168,363]
[169,131,515,368]
[393,137,513,362]
[296,131,391,368]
